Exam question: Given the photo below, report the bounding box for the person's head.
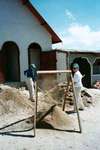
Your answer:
[30,64,36,69]
[72,63,79,72]
[29,64,37,70]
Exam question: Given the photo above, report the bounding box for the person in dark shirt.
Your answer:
[24,64,37,101]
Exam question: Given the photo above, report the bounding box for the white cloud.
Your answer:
[65,9,76,21]
[54,24,100,50]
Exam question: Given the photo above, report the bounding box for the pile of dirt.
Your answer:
[0,83,95,132]
[46,83,93,109]
[0,86,34,131]
[0,84,77,132]
[44,106,77,130]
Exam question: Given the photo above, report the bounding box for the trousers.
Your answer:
[74,87,84,109]
[25,77,35,99]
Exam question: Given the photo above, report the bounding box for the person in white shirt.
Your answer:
[72,63,84,110]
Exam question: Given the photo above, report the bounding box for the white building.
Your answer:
[0,0,61,82]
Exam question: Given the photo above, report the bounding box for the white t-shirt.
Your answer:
[73,71,83,87]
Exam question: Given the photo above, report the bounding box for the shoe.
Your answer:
[78,107,84,111]
[31,98,35,102]
[29,98,35,102]
[78,102,85,111]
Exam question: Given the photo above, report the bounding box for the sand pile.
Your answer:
[35,88,77,131]
[0,83,87,132]
[0,86,34,131]
[44,106,77,130]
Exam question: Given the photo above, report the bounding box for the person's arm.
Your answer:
[82,74,85,78]
[73,74,79,84]
[24,69,28,76]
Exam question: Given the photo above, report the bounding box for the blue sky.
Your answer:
[31,0,100,50]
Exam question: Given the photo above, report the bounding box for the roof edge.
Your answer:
[21,0,62,44]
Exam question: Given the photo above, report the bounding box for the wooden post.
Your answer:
[37,70,71,74]
[33,81,38,137]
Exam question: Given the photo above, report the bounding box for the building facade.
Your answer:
[41,50,100,87]
[0,0,61,82]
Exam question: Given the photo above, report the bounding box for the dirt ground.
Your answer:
[0,89,100,150]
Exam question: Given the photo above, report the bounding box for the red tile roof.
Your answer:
[21,0,62,44]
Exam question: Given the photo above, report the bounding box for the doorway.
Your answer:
[1,41,20,82]
[28,43,41,70]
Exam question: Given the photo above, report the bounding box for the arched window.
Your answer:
[93,59,100,74]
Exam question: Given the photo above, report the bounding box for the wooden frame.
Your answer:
[36,70,82,133]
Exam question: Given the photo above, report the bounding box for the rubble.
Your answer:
[93,80,100,89]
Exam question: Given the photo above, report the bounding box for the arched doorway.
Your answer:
[71,57,91,88]
[28,43,41,70]
[1,41,20,82]
[0,50,5,82]
[93,59,100,75]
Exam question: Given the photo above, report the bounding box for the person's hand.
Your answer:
[82,74,85,78]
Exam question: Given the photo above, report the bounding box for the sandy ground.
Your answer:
[0,89,100,150]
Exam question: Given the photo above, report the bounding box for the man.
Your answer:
[72,63,84,110]
[24,64,37,102]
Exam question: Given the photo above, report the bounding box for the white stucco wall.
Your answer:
[56,51,67,83]
[0,0,52,81]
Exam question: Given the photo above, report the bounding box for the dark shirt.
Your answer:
[24,68,37,81]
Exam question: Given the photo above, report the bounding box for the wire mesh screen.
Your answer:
[36,70,81,132]
[37,70,73,109]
